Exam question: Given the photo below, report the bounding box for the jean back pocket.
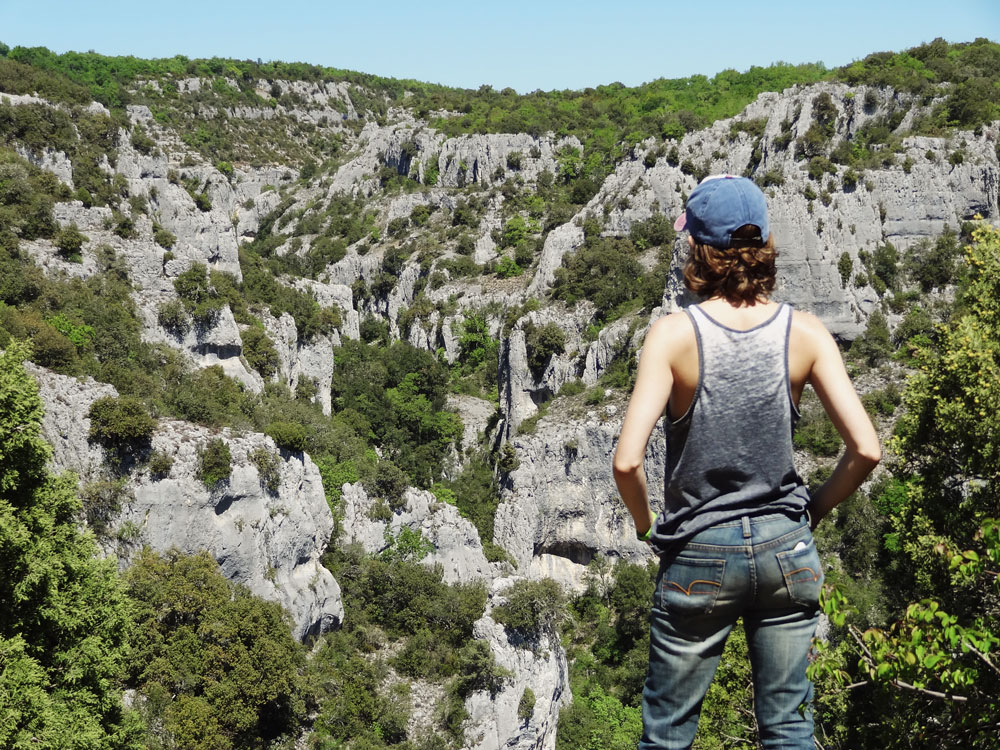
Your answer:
[776,537,823,608]
[657,556,726,615]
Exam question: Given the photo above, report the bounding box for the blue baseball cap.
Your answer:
[673,174,769,248]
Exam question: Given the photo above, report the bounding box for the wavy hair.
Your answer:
[683,225,777,305]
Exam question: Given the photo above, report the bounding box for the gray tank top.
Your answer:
[649,303,810,554]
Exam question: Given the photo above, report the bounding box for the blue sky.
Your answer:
[2,0,997,92]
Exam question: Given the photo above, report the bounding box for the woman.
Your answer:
[613,175,880,750]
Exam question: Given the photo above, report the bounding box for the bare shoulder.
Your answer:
[790,309,838,350]
[646,311,693,340]
[790,309,830,335]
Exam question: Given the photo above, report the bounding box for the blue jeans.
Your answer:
[640,513,822,750]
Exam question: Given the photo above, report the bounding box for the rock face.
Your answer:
[464,593,570,750]
[339,482,492,584]
[31,366,342,642]
[494,405,662,591]
[10,69,1000,750]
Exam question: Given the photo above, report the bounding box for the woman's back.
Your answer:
[652,302,810,550]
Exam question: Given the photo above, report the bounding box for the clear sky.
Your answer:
[2,0,997,92]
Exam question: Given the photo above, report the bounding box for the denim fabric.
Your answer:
[640,513,822,750]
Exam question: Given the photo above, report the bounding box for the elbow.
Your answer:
[855,440,882,469]
[612,452,643,478]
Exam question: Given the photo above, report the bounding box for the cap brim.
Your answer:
[673,212,687,232]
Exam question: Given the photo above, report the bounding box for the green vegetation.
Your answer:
[87,395,156,449]
[125,549,306,749]
[552,217,672,327]
[330,339,461,489]
[0,341,143,748]
[808,223,1000,749]
[196,437,232,488]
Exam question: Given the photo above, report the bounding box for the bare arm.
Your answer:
[613,316,679,536]
[803,318,882,527]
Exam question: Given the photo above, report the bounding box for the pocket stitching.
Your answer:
[659,558,726,614]
[665,579,723,596]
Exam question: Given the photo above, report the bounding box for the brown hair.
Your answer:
[683,225,777,305]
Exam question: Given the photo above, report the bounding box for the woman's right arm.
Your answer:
[800,314,882,527]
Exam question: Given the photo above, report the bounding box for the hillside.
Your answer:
[0,37,998,750]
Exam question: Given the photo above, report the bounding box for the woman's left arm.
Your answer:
[613,315,678,537]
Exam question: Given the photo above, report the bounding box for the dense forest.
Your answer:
[0,36,998,750]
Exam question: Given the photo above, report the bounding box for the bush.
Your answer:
[265,420,308,452]
[153,224,176,249]
[196,438,232,488]
[850,308,893,367]
[157,299,189,335]
[54,222,87,259]
[838,252,853,287]
[241,326,280,378]
[524,321,566,379]
[124,550,306,747]
[147,449,174,478]
[79,477,132,537]
[493,578,566,639]
[518,687,536,722]
[87,395,156,447]
[365,460,409,510]
[249,445,281,493]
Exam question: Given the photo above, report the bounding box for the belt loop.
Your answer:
[742,516,751,539]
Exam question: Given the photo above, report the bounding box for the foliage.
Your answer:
[517,687,536,722]
[551,234,644,325]
[54,221,87,260]
[147,449,173,478]
[240,324,280,377]
[493,578,566,641]
[0,341,143,749]
[87,395,156,452]
[156,299,189,335]
[793,388,841,456]
[124,549,306,749]
[265,420,308,452]
[331,339,461,488]
[248,445,281,493]
[173,262,225,328]
[811,223,1000,748]
[196,437,231,488]
[523,321,566,379]
[849,308,893,368]
[904,227,962,292]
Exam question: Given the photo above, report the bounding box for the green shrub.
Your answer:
[524,321,566,379]
[79,477,132,537]
[196,438,232,488]
[850,308,893,367]
[365,460,409,510]
[518,687,536,721]
[838,252,853,287]
[87,395,156,447]
[124,549,306,747]
[793,392,842,457]
[157,299,189,335]
[628,213,675,250]
[249,445,281,493]
[147,449,174,478]
[153,224,176,249]
[54,222,87,260]
[241,325,280,377]
[493,578,566,639]
[265,420,308,452]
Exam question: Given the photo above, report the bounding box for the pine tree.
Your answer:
[0,340,142,749]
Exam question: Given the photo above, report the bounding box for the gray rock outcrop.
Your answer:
[31,366,342,641]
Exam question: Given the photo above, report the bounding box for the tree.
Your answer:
[124,549,306,749]
[0,341,142,749]
[813,223,1000,748]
